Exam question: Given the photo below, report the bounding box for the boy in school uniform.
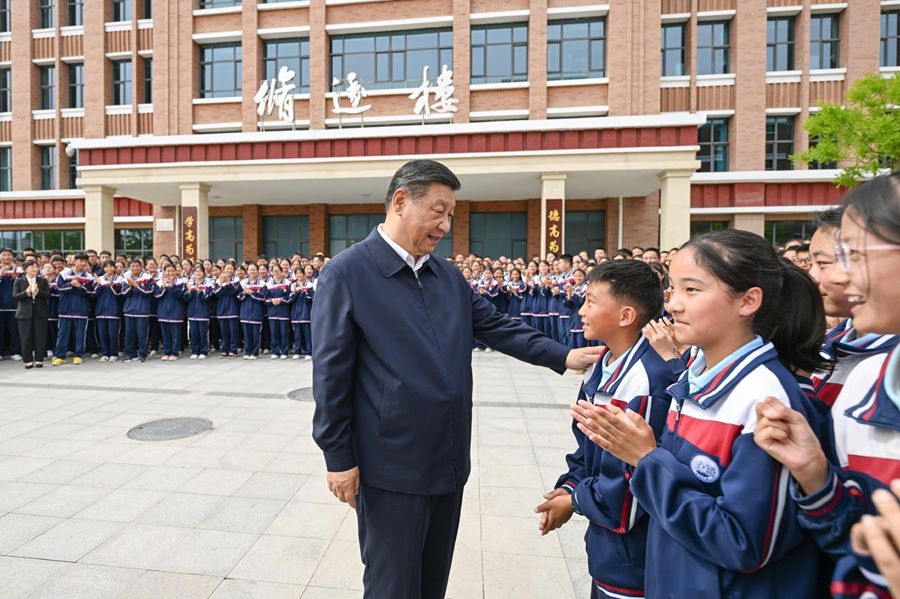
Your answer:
[0,248,23,360]
[121,259,157,363]
[185,266,212,359]
[51,252,96,365]
[536,260,676,599]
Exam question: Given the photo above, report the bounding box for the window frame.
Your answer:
[564,210,605,256]
[546,17,606,81]
[39,65,56,111]
[881,10,900,67]
[328,214,383,256]
[111,59,133,106]
[697,20,730,76]
[810,14,840,70]
[114,228,154,258]
[67,149,78,189]
[0,146,11,192]
[39,0,55,29]
[199,42,243,99]
[767,17,795,72]
[199,0,241,8]
[765,115,795,171]
[697,118,729,173]
[209,216,244,261]
[67,0,84,26]
[263,215,310,258]
[468,212,528,258]
[143,57,152,104]
[111,0,132,22]
[0,67,10,113]
[0,0,11,33]
[263,38,311,94]
[68,63,84,109]
[40,145,57,191]
[660,23,686,77]
[470,23,529,85]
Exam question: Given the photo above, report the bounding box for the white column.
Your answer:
[540,173,566,255]
[83,185,116,253]
[658,171,693,250]
[732,213,765,237]
[179,183,210,259]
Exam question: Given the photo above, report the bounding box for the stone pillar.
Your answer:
[179,183,210,259]
[658,171,693,250]
[540,174,566,256]
[732,213,765,237]
[83,185,116,253]
[242,204,261,260]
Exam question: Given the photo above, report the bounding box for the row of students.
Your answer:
[46,258,317,364]
[534,172,900,599]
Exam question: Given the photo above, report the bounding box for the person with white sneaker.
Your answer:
[0,248,23,361]
[185,264,212,360]
[94,260,125,363]
[155,264,187,361]
[265,263,293,360]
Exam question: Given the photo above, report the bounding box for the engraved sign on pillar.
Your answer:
[182,206,198,260]
[545,200,563,255]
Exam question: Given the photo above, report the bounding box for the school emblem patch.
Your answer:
[690,454,721,484]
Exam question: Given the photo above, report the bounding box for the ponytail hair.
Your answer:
[682,229,827,374]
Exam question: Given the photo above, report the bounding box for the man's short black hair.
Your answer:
[644,247,660,255]
[558,253,573,264]
[585,260,663,328]
[74,252,90,261]
[385,160,461,210]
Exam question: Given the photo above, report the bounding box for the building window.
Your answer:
[0,147,11,192]
[810,14,840,70]
[39,0,54,29]
[115,228,153,257]
[471,23,528,85]
[0,230,84,253]
[0,0,11,33]
[547,18,605,81]
[39,66,55,110]
[469,212,527,258]
[330,29,452,92]
[68,0,83,26]
[691,221,728,237]
[40,146,57,191]
[698,118,729,172]
[767,17,795,72]
[199,43,242,99]
[67,149,78,189]
[112,59,132,105]
[144,0,151,19]
[809,135,838,170]
[199,0,240,8]
[697,20,730,75]
[881,11,900,67]
[112,0,132,22]
[329,214,382,255]
[766,220,815,246]
[766,116,795,171]
[565,211,605,255]
[143,57,152,104]
[68,63,84,109]
[661,23,685,76]
[0,67,9,113]
[263,215,310,258]
[209,216,244,260]
[263,38,310,94]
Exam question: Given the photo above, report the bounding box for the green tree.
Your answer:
[793,73,900,187]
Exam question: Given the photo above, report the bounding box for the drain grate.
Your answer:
[286,387,314,402]
[127,417,214,441]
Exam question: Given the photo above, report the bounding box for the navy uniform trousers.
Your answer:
[356,484,464,599]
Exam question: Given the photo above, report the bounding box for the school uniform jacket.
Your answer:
[238,278,267,324]
[265,278,293,320]
[0,265,23,312]
[555,336,676,598]
[290,280,315,324]
[154,280,187,323]
[794,348,900,599]
[55,268,96,319]
[185,281,212,321]
[563,283,587,333]
[94,275,125,319]
[212,276,240,318]
[630,342,824,599]
[121,273,157,317]
[555,271,576,320]
[504,281,525,319]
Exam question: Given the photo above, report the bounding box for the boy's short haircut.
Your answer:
[129,259,142,267]
[74,252,89,261]
[585,260,663,328]
[559,253,573,264]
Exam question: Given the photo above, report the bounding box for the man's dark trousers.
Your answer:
[357,484,464,599]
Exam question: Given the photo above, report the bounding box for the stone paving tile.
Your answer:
[25,563,143,599]
[11,519,125,562]
[0,514,63,555]
[211,579,305,599]
[117,571,223,599]
[228,535,329,586]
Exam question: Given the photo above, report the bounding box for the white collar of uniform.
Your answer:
[377,224,429,274]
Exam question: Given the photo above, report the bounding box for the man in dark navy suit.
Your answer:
[312,160,601,599]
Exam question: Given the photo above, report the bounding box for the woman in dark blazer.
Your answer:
[13,261,50,369]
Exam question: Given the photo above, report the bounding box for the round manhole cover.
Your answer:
[127,417,214,441]
[286,387,314,402]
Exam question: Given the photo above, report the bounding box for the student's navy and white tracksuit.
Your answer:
[212,277,240,354]
[504,281,525,320]
[185,281,212,356]
[797,338,900,599]
[155,279,186,356]
[238,278,267,357]
[556,336,677,598]
[629,339,825,598]
[94,274,125,358]
[563,282,588,349]
[555,270,575,345]
[265,278,293,357]
[121,273,156,359]
[290,280,314,356]
[53,268,96,359]
[0,264,22,355]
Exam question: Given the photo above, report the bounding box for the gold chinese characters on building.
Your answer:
[545,201,563,255]
[182,207,198,260]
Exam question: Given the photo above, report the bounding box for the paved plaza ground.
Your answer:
[0,351,591,599]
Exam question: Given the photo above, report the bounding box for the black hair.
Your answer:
[102,259,116,269]
[644,247,660,255]
[841,171,900,244]
[559,253,573,264]
[128,259,142,267]
[0,247,13,254]
[585,260,663,328]
[615,248,633,258]
[74,252,89,261]
[816,206,844,231]
[682,229,827,374]
[796,243,810,253]
[385,159,461,209]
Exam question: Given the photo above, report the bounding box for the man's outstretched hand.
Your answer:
[566,347,603,372]
[326,467,360,508]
